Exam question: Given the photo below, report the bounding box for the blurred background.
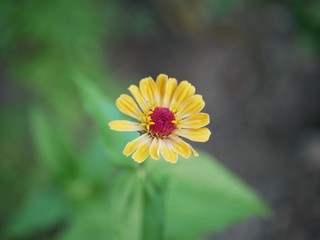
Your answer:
[1,0,320,239]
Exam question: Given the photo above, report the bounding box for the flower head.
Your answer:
[108,74,211,163]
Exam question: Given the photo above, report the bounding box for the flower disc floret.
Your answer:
[148,107,176,137]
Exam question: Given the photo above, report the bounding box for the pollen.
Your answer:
[149,107,176,137]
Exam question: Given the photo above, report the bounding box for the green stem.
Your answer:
[142,174,167,240]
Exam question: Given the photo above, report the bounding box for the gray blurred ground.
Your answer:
[108,4,320,240]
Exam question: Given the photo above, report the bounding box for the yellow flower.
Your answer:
[108,74,211,164]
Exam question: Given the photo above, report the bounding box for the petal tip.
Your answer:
[158,73,168,78]
[132,156,147,163]
[128,84,137,90]
[122,148,131,157]
[108,121,116,130]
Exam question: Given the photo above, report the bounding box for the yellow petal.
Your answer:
[155,74,168,105]
[168,135,191,159]
[171,81,195,107]
[139,77,157,106]
[178,95,205,118]
[162,78,178,108]
[116,94,142,119]
[170,135,199,157]
[180,113,210,129]
[128,85,148,112]
[109,120,143,132]
[185,142,199,156]
[175,128,211,142]
[132,137,152,163]
[123,133,149,156]
[150,138,160,160]
[159,139,178,163]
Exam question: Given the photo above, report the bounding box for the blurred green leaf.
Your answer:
[58,199,115,240]
[74,74,137,168]
[6,188,68,238]
[147,152,270,240]
[79,133,115,184]
[30,108,79,181]
[290,0,320,52]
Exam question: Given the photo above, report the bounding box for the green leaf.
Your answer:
[79,132,115,184]
[6,188,68,238]
[30,108,79,180]
[74,74,137,168]
[146,152,270,240]
[58,200,115,240]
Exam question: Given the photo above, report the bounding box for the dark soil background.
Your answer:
[108,4,320,240]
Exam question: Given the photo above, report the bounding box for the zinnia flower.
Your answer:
[108,74,211,163]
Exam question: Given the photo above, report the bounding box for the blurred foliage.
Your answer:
[289,0,320,52]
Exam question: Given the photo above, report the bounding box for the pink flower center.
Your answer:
[149,107,176,137]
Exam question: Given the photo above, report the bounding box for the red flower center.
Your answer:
[149,107,176,137]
